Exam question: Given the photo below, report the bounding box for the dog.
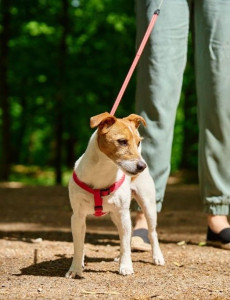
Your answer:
[65,112,164,278]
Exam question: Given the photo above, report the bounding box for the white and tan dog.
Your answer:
[66,112,164,278]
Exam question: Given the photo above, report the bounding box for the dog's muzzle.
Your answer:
[118,159,146,175]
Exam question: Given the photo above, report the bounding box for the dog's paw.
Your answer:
[65,268,82,279]
[65,270,77,279]
[153,254,165,266]
[119,264,134,276]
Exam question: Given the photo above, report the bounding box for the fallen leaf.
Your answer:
[177,241,186,246]
[31,238,43,243]
[114,256,120,262]
[81,290,120,295]
[198,242,206,247]
[173,261,184,267]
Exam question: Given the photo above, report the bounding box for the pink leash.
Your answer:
[110,5,163,116]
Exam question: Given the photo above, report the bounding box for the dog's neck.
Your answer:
[75,131,124,189]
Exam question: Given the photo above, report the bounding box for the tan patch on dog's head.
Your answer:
[90,112,147,175]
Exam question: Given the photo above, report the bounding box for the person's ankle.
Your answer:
[207,215,230,234]
[133,212,148,230]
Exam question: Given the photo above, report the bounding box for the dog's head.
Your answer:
[90,112,147,176]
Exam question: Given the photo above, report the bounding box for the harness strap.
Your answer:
[72,172,125,217]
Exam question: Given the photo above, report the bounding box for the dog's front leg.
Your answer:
[111,210,134,275]
[132,170,165,266]
[142,206,165,266]
[135,197,165,265]
[66,212,86,279]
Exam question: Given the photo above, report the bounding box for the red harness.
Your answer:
[72,172,126,217]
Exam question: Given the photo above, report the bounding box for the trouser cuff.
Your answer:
[204,204,230,215]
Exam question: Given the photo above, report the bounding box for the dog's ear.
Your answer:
[90,112,116,133]
[124,114,146,128]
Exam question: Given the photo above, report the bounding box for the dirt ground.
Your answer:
[0,181,230,299]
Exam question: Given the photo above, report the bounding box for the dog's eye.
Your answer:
[117,139,128,146]
[138,141,141,147]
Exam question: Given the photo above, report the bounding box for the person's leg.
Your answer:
[194,0,230,234]
[135,0,190,213]
[134,0,190,235]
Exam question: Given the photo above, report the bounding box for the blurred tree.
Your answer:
[54,0,69,184]
[0,0,11,180]
[0,0,198,184]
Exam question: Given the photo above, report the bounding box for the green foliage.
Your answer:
[171,98,185,173]
[10,165,71,186]
[0,0,198,184]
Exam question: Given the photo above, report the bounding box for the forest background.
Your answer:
[0,0,198,185]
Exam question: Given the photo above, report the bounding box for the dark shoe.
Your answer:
[131,228,151,252]
[206,226,230,250]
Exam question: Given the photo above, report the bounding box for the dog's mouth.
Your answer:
[118,160,146,176]
[122,169,138,176]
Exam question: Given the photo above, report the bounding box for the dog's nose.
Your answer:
[136,161,147,172]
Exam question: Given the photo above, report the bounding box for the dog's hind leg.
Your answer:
[131,169,165,266]
[65,212,86,278]
[111,210,134,275]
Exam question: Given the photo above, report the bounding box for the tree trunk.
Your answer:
[0,0,11,181]
[54,0,69,184]
[66,137,76,168]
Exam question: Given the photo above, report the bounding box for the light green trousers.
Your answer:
[135,0,230,215]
